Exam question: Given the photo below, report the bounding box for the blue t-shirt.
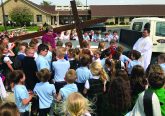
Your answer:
[35,55,50,71]
[76,67,93,83]
[52,59,70,82]
[160,63,165,73]
[59,83,78,101]
[14,85,29,112]
[33,82,56,109]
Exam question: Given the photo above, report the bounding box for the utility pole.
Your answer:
[1,0,7,31]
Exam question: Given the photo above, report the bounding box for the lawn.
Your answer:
[0,26,39,32]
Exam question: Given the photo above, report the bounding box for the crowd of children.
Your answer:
[0,27,164,116]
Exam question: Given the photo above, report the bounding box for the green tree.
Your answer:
[76,0,83,6]
[40,0,52,6]
[9,7,33,26]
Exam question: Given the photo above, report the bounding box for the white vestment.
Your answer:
[133,36,153,70]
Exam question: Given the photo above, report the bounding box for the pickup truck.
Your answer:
[119,17,165,59]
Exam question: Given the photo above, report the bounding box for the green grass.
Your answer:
[0,26,39,32]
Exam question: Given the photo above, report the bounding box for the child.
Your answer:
[65,42,73,60]
[130,65,147,108]
[63,92,92,116]
[83,32,90,41]
[22,47,38,90]
[45,43,53,65]
[98,41,106,52]
[0,102,19,116]
[0,35,15,50]
[57,69,78,101]
[102,33,109,42]
[35,44,50,71]
[157,54,165,73]
[108,77,131,116]
[112,30,119,42]
[68,48,79,70]
[100,39,117,59]
[34,68,56,116]
[148,72,165,116]
[83,61,108,97]
[76,55,92,94]
[9,70,33,116]
[52,47,70,93]
[127,50,142,74]
[17,43,27,61]
[93,49,101,63]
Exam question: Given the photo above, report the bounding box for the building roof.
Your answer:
[90,5,165,17]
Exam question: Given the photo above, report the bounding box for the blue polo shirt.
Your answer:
[76,67,93,83]
[52,59,70,82]
[127,60,142,74]
[45,51,52,65]
[14,85,29,113]
[59,83,78,101]
[120,54,130,63]
[160,63,165,73]
[33,82,56,109]
[35,55,50,71]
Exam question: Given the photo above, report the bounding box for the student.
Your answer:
[83,61,108,97]
[130,65,147,107]
[57,69,78,101]
[108,77,131,116]
[127,50,142,74]
[76,55,92,94]
[0,102,20,116]
[45,43,53,65]
[17,43,27,61]
[0,35,15,50]
[68,48,79,70]
[52,47,70,93]
[34,68,56,116]
[100,39,117,59]
[9,70,33,116]
[93,49,101,63]
[102,33,109,42]
[35,44,50,71]
[112,30,119,42]
[157,54,165,73]
[63,92,92,116]
[65,42,72,60]
[22,47,38,90]
[98,41,106,52]
[148,72,165,116]
[83,32,90,41]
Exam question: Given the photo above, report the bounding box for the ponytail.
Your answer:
[100,68,108,82]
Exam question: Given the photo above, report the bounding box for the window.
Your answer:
[120,17,124,22]
[4,15,8,21]
[156,22,165,37]
[132,22,143,31]
[36,15,42,22]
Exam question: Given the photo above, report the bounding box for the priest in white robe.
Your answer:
[133,29,153,71]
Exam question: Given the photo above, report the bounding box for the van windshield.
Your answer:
[156,22,165,37]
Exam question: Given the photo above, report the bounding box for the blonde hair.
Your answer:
[90,61,108,82]
[98,41,106,51]
[56,47,66,58]
[65,69,76,83]
[63,92,92,116]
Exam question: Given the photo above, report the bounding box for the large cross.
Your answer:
[11,1,108,48]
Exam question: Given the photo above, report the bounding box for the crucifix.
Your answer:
[11,0,108,48]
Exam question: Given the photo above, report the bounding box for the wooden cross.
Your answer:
[11,0,108,48]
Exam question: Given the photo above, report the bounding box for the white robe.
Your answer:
[125,91,162,116]
[133,36,153,71]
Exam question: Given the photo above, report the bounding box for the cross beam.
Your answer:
[10,1,108,48]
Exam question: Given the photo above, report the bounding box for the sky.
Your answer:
[30,0,165,5]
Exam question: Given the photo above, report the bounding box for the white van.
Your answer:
[130,17,165,53]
